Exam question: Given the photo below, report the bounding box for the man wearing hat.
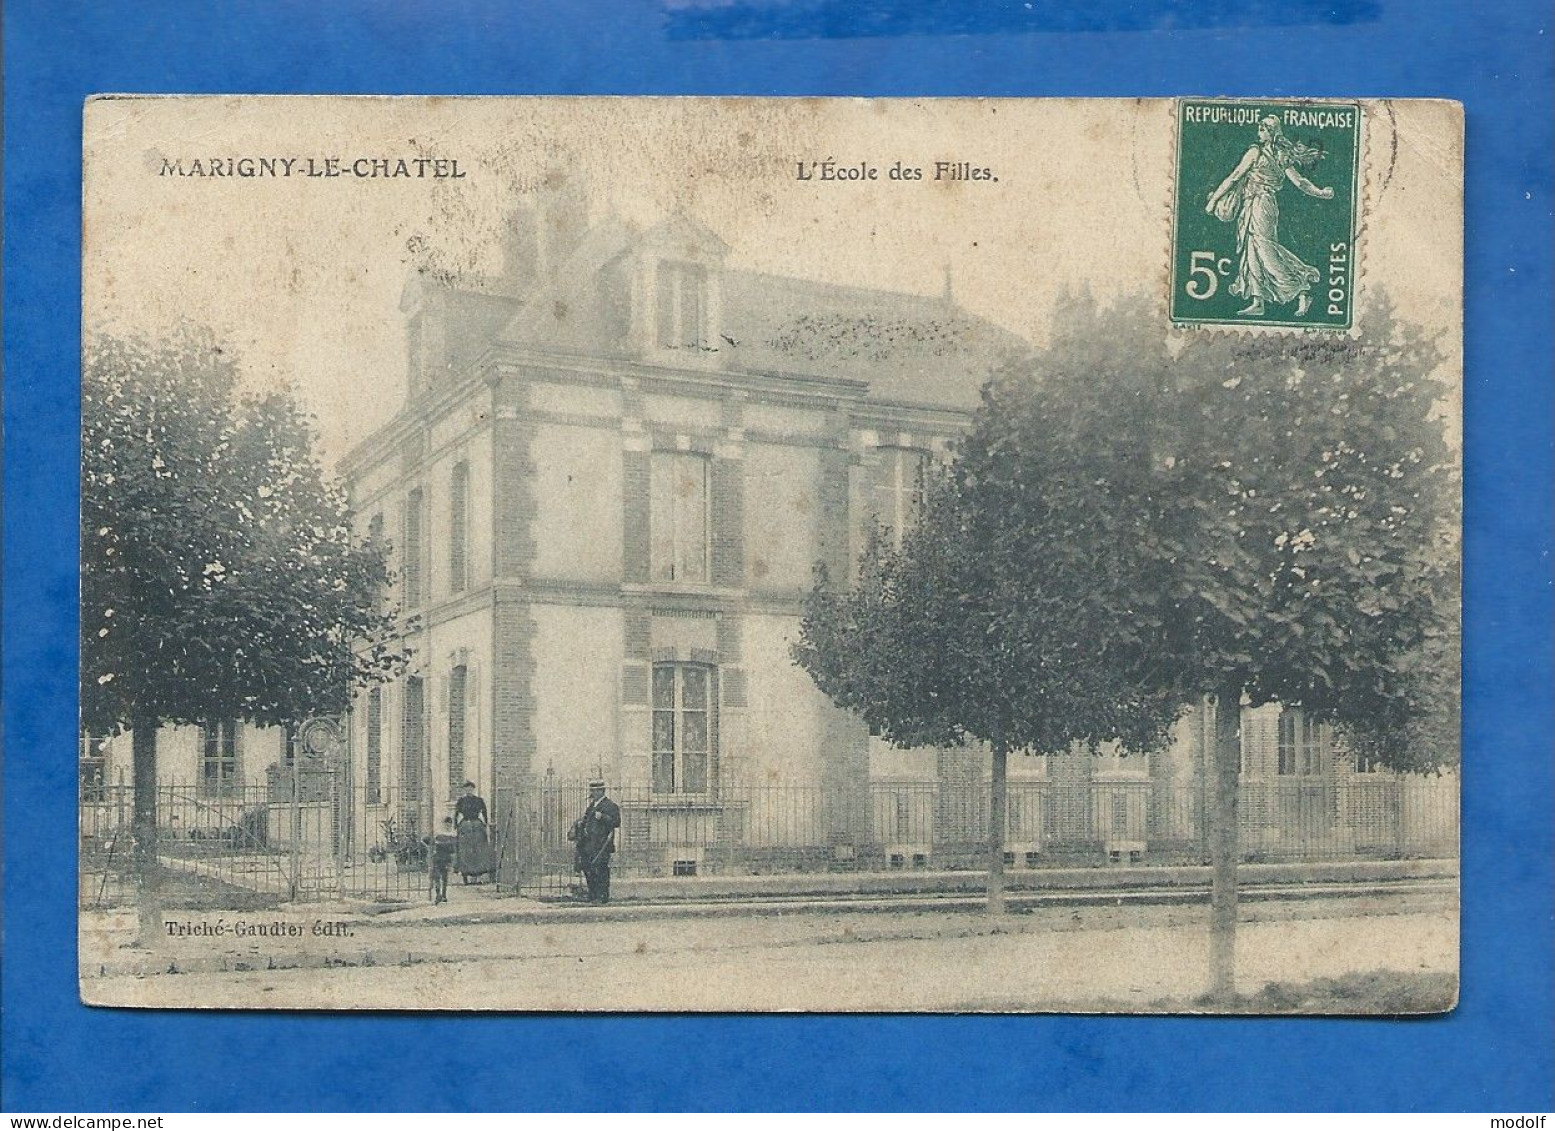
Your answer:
[568,779,622,903]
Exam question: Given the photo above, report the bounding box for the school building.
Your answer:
[83,200,1456,875]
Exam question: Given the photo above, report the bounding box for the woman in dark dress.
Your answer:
[453,781,495,884]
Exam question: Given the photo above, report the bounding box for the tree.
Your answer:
[1001,294,1458,995]
[792,303,1183,913]
[1142,302,1458,997]
[82,330,408,942]
[795,291,1458,985]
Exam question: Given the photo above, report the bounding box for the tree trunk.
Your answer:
[1209,686,1242,1001]
[131,717,163,947]
[988,736,1009,915]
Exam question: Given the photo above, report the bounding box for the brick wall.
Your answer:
[490,374,539,790]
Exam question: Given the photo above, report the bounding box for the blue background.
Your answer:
[5,0,1551,1113]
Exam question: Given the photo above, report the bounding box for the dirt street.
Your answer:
[82,890,1457,1012]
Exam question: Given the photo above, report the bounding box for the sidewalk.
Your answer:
[81,890,1459,1011]
[329,855,1460,926]
[600,855,1456,904]
[84,855,1458,933]
[79,858,1457,982]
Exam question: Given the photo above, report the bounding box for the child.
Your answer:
[425,817,458,904]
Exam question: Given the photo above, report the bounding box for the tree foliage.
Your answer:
[793,300,1184,759]
[794,290,1458,771]
[1143,297,1459,769]
[81,330,408,736]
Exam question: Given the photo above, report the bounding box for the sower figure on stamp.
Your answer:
[567,778,621,904]
[1205,114,1335,318]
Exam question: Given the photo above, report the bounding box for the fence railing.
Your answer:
[79,776,504,908]
[82,772,1458,906]
[493,773,1457,896]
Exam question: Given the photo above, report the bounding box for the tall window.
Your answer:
[446,665,467,791]
[366,513,388,611]
[403,488,424,608]
[650,452,710,584]
[1277,708,1323,775]
[449,462,469,594]
[365,687,383,804]
[402,676,425,807]
[873,447,930,548]
[652,663,717,795]
[80,735,109,802]
[656,261,707,350]
[201,719,240,797]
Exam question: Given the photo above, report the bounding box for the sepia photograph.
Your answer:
[78,95,1462,1013]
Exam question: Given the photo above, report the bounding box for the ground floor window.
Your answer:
[80,734,109,801]
[1352,749,1386,774]
[1277,708,1323,775]
[201,719,241,796]
[652,662,717,795]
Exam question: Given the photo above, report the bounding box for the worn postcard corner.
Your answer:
[80,96,1461,1013]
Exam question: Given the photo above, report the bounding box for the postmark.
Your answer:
[1170,99,1361,330]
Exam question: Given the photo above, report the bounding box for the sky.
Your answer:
[83,96,1462,465]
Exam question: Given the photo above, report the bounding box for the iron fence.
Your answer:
[82,770,1458,906]
[79,773,505,909]
[493,772,1459,899]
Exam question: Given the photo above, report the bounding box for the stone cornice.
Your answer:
[339,340,979,485]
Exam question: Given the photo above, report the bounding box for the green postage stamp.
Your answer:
[1171,99,1361,330]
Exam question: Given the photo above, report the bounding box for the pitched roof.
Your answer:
[442,213,1029,411]
[717,269,1027,410]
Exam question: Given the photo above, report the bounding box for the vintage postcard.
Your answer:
[80,96,1462,1012]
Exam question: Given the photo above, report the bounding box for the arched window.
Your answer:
[652,662,718,795]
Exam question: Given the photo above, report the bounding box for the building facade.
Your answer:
[337,208,1024,857]
[82,203,1456,877]
[326,204,1452,874]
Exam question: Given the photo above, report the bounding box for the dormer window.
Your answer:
[656,261,708,350]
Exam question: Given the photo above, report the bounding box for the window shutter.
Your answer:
[710,457,744,587]
[450,462,469,593]
[623,450,651,583]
